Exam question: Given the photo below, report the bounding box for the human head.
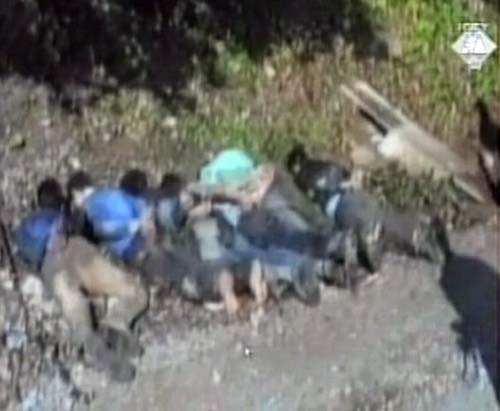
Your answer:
[159,172,185,198]
[66,170,95,209]
[286,143,307,176]
[36,177,65,210]
[119,168,149,197]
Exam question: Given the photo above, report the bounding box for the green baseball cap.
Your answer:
[200,148,257,187]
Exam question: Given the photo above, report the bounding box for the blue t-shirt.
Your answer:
[83,189,151,262]
[15,209,64,271]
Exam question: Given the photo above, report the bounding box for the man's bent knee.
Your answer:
[52,271,94,346]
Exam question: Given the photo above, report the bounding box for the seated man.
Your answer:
[286,143,448,267]
[15,177,147,382]
[153,172,216,247]
[69,168,213,266]
[99,168,256,314]
[66,170,156,267]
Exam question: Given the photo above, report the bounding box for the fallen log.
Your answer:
[341,80,490,203]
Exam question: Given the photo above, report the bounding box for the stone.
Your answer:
[21,275,45,306]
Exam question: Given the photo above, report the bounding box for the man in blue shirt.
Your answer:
[16,176,147,382]
[66,170,155,266]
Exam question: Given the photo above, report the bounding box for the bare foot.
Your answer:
[219,271,240,319]
[249,260,268,308]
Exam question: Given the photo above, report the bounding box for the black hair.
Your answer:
[36,177,65,210]
[286,143,307,175]
[66,170,93,198]
[159,173,185,198]
[119,168,149,197]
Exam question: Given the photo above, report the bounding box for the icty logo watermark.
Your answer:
[451,23,497,70]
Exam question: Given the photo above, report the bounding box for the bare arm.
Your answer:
[185,183,248,203]
[186,201,213,223]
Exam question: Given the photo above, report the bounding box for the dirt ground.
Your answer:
[83,225,499,411]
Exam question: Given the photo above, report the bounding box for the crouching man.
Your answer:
[286,144,449,268]
[15,177,148,382]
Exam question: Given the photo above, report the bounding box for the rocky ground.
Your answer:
[0,77,499,411]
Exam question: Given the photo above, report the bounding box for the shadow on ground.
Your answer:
[0,0,386,112]
[440,252,499,406]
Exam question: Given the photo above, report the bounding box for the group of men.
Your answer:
[13,145,450,382]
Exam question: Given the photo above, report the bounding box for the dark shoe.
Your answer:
[356,220,384,273]
[323,230,360,291]
[100,326,144,359]
[413,217,450,267]
[292,267,321,306]
[107,357,136,383]
[267,279,289,301]
[84,334,136,383]
[343,230,360,291]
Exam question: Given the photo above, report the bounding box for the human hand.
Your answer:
[241,164,275,208]
[179,191,195,210]
[187,201,212,221]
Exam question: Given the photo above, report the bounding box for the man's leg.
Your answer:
[382,211,447,266]
[217,269,240,317]
[64,238,148,332]
[51,269,94,346]
[49,268,136,382]
[61,238,148,359]
[334,191,385,273]
[248,259,268,308]
[238,208,333,258]
[254,247,321,305]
